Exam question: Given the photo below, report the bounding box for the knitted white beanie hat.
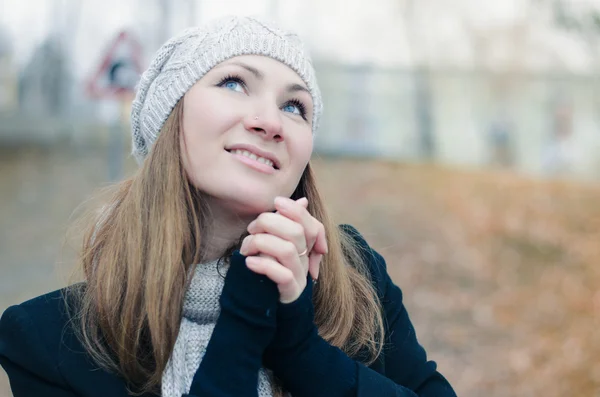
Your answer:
[130,15,323,164]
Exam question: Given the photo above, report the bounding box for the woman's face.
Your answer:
[180,55,314,216]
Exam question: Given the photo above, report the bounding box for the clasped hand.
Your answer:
[240,196,328,303]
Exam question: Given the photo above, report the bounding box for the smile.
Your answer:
[226,149,279,175]
[230,149,275,168]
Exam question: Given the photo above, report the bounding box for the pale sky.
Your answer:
[1,0,282,78]
[3,0,600,80]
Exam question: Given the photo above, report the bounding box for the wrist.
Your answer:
[220,251,279,328]
[264,278,316,369]
[264,280,357,396]
[277,276,314,320]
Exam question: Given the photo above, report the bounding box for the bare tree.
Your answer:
[394,0,436,160]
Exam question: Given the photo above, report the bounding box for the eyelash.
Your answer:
[216,74,246,90]
[216,74,308,121]
[286,98,308,120]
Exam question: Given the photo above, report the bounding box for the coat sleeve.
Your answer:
[186,251,280,397]
[341,224,457,396]
[0,305,79,397]
[263,277,455,397]
[262,224,458,396]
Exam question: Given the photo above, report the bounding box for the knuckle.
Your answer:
[280,269,296,285]
[256,213,269,226]
[293,224,305,240]
[284,242,297,259]
[316,221,325,233]
[251,234,263,248]
[319,224,326,240]
[308,227,318,241]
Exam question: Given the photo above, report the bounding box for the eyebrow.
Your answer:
[230,62,264,80]
[287,83,311,96]
[220,61,311,96]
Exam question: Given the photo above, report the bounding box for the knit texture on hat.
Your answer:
[130,15,323,163]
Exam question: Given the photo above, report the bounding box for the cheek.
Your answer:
[181,92,234,160]
[182,95,216,137]
[183,86,240,138]
[289,133,313,170]
[180,107,218,182]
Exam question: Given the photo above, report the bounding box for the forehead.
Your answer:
[212,55,307,88]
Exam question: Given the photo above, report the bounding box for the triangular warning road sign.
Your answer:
[86,30,143,100]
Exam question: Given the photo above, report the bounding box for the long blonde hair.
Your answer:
[66,99,384,395]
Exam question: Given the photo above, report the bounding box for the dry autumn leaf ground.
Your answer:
[313,157,600,397]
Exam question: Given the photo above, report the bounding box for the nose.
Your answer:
[243,106,283,142]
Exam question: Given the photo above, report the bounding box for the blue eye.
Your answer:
[282,99,307,120]
[217,75,246,93]
[224,80,243,92]
[282,104,300,114]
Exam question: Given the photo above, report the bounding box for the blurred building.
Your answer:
[18,36,71,117]
[0,26,18,113]
[2,0,600,180]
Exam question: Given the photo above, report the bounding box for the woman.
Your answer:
[0,16,457,397]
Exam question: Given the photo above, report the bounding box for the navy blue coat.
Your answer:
[0,225,456,396]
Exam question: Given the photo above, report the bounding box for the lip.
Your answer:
[228,151,277,174]
[225,143,281,170]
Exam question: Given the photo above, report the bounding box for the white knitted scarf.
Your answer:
[161,260,276,397]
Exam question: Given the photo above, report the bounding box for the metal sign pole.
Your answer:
[107,115,123,182]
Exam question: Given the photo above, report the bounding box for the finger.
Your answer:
[245,256,301,303]
[294,197,327,255]
[295,198,328,261]
[308,252,322,281]
[247,212,306,253]
[240,233,307,281]
[313,220,327,255]
[296,197,308,208]
[274,196,328,255]
[270,198,306,216]
[245,256,295,285]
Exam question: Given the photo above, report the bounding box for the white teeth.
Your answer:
[231,149,275,168]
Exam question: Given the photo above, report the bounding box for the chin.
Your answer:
[223,187,278,215]
[228,198,275,218]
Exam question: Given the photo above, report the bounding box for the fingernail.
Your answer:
[240,237,251,255]
[247,220,256,230]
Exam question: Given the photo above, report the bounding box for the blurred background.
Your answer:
[1,0,600,396]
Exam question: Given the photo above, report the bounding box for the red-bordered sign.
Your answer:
[86,31,143,100]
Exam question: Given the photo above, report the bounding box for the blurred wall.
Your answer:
[316,64,600,180]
